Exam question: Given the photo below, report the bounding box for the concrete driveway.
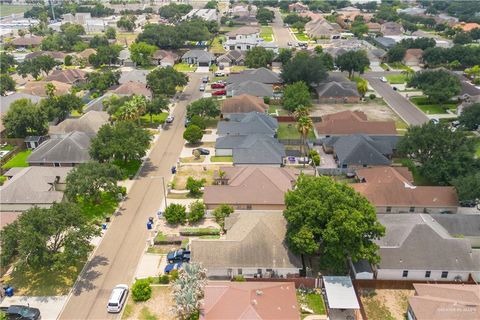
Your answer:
[1,296,67,320]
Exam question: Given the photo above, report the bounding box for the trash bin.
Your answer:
[148,217,154,223]
[147,221,152,230]
[102,223,107,230]
[171,166,177,174]
[5,286,14,297]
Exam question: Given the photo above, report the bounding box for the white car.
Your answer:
[380,77,388,83]
[214,71,225,77]
[107,284,129,313]
[166,115,174,123]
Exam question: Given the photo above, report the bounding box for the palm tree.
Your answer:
[356,79,368,97]
[45,83,56,97]
[293,105,310,120]
[296,116,313,157]
[118,103,139,121]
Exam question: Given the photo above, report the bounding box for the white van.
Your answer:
[214,71,225,77]
[107,284,129,313]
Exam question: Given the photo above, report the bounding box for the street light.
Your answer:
[150,175,168,210]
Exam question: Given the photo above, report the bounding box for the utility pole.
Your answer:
[49,0,56,21]
[161,176,168,210]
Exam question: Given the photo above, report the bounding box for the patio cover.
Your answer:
[323,276,360,309]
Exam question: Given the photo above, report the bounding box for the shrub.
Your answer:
[169,269,179,281]
[309,149,320,166]
[233,275,245,282]
[183,124,203,144]
[164,203,187,225]
[189,115,206,130]
[158,274,170,284]
[213,204,234,229]
[188,200,206,223]
[369,93,376,100]
[263,96,271,104]
[179,227,221,236]
[64,55,72,66]
[186,177,206,196]
[132,279,152,302]
[153,232,183,245]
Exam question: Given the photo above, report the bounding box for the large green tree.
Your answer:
[3,99,47,138]
[283,175,385,272]
[256,7,274,24]
[0,203,99,270]
[281,51,328,85]
[407,70,461,106]
[397,122,477,185]
[335,50,370,79]
[86,70,120,94]
[245,46,274,68]
[146,96,170,124]
[0,74,15,96]
[0,53,15,73]
[88,44,122,67]
[186,98,219,119]
[147,66,188,97]
[130,41,157,66]
[451,172,480,202]
[458,103,480,130]
[40,94,83,122]
[158,3,192,22]
[18,55,57,79]
[282,81,311,112]
[183,125,203,145]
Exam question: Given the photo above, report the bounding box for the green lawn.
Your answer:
[294,32,310,42]
[268,105,289,116]
[230,65,246,73]
[174,63,197,72]
[77,193,120,222]
[297,292,326,317]
[210,35,226,54]
[0,175,6,185]
[1,150,32,169]
[476,140,480,158]
[1,144,15,151]
[260,26,274,42]
[410,96,457,114]
[140,112,168,128]
[0,4,32,17]
[387,62,413,72]
[113,159,142,179]
[380,63,389,70]
[277,123,316,140]
[386,74,407,84]
[210,156,233,162]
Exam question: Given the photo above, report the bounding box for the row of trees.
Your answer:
[422,45,480,69]
[386,37,436,63]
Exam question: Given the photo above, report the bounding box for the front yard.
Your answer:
[122,286,174,320]
[410,96,458,114]
[140,112,168,128]
[260,26,274,42]
[1,150,32,169]
[360,288,414,320]
[210,156,233,162]
[277,123,316,140]
[229,65,247,73]
[174,63,197,72]
[386,74,407,84]
[77,193,120,222]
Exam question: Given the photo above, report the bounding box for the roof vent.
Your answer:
[252,299,257,305]
[404,182,416,189]
[256,290,263,296]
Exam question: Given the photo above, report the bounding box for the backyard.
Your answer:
[410,96,458,114]
[210,35,226,54]
[0,4,32,17]
[122,286,174,320]
[1,150,32,169]
[277,123,316,140]
[268,105,289,116]
[171,164,225,190]
[296,291,326,319]
[260,26,274,42]
[360,288,414,320]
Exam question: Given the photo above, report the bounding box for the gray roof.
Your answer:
[377,214,479,271]
[227,80,273,97]
[374,36,396,48]
[27,131,91,164]
[0,166,71,205]
[217,112,278,136]
[191,211,302,270]
[0,93,43,113]
[316,75,360,98]
[430,214,480,237]
[216,134,285,165]
[217,50,245,63]
[49,111,109,136]
[182,49,215,62]
[119,69,148,84]
[226,68,282,85]
[324,134,398,166]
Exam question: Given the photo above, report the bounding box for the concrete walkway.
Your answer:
[134,253,162,280]
[0,295,67,320]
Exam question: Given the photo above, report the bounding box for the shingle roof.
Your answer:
[191,211,302,269]
[217,50,245,63]
[226,26,260,37]
[216,135,285,165]
[221,94,268,114]
[315,110,397,135]
[203,166,297,206]
[25,51,66,60]
[45,69,88,84]
[403,48,423,62]
[49,111,109,136]
[76,48,96,59]
[226,68,282,84]
[227,80,273,97]
[0,167,71,205]
[376,214,478,271]
[27,131,91,164]
[0,93,43,114]
[152,50,178,61]
[429,214,480,237]
[11,35,43,46]
[305,18,341,37]
[22,81,72,97]
[181,49,215,62]
[352,166,458,207]
[111,81,152,98]
[119,70,148,84]
[316,78,360,98]
[217,112,278,135]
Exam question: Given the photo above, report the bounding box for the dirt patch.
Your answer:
[311,101,401,122]
[360,288,414,320]
[172,164,231,189]
[123,286,174,320]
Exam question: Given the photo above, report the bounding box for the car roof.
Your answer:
[109,286,127,302]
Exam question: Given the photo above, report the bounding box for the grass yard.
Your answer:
[116,32,137,46]
[386,73,407,84]
[140,112,168,128]
[268,105,289,116]
[360,288,414,320]
[297,291,326,318]
[174,63,197,72]
[0,175,6,185]
[387,62,413,72]
[1,144,15,151]
[77,193,120,222]
[294,32,310,42]
[277,123,316,140]
[230,65,246,73]
[210,35,226,54]
[172,165,223,189]
[180,156,205,163]
[113,159,142,179]
[410,96,457,114]
[260,26,274,42]
[210,156,233,162]
[1,150,32,169]
[0,4,32,17]
[122,286,173,320]
[476,139,480,158]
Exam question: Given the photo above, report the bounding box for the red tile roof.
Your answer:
[315,110,397,135]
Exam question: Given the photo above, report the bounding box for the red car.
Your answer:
[211,83,225,89]
[212,90,226,96]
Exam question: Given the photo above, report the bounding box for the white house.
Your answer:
[224,26,261,51]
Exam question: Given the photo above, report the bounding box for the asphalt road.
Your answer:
[59,73,204,320]
[363,72,429,126]
[271,8,294,48]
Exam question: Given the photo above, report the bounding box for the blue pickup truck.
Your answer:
[167,249,191,263]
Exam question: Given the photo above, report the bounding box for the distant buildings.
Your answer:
[183,9,217,22]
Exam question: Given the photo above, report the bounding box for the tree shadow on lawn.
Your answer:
[72,255,109,296]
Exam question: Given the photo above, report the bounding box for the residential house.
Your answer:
[10,35,43,48]
[258,41,279,54]
[111,81,152,99]
[0,212,21,230]
[458,95,480,116]
[407,284,480,320]
[227,80,274,98]
[305,18,342,40]
[181,50,215,67]
[44,69,88,85]
[119,70,148,85]
[367,47,387,69]
[367,22,381,33]
[0,167,71,212]
[221,94,268,115]
[288,2,309,13]
[218,112,278,137]
[119,48,134,67]
[215,135,286,166]
[10,73,35,87]
[373,36,396,50]
[226,68,283,86]
[0,93,43,115]
[402,48,423,67]
[315,74,361,103]
[183,9,217,22]
[151,50,179,67]
[22,81,72,97]
[75,48,96,62]
[430,214,480,248]
[24,136,48,149]
[25,51,66,63]
[322,276,360,320]
[380,22,404,36]
[49,111,109,138]
[217,50,245,67]
[352,166,458,214]
[229,4,257,24]
[224,26,260,51]
[322,134,399,168]
[27,131,91,167]
[190,211,302,278]
[314,110,397,138]
[201,282,300,320]
[336,11,372,29]
[454,22,480,32]
[203,166,297,210]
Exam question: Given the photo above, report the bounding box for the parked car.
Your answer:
[107,284,129,313]
[165,262,182,274]
[193,148,210,155]
[212,89,226,96]
[199,83,206,91]
[167,249,191,263]
[211,83,225,89]
[214,71,225,77]
[287,41,292,46]
[392,86,398,91]
[184,118,191,127]
[0,305,41,320]
[459,200,477,208]
[202,76,209,83]
[380,77,388,83]
[166,115,174,124]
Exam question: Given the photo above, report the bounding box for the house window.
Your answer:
[425,271,431,278]
[441,271,448,278]
[54,162,60,167]
[409,207,415,212]
[246,204,252,210]
[386,207,392,213]
[257,269,262,275]
[237,269,242,275]
[402,270,408,278]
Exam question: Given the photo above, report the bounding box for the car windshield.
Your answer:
[108,302,118,307]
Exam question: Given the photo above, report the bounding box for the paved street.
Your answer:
[59,73,204,320]
[363,72,429,126]
[271,8,294,48]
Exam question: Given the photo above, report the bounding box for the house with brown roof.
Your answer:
[151,50,179,67]
[25,51,67,63]
[45,69,88,85]
[315,110,397,138]
[402,48,424,67]
[408,284,480,320]
[217,50,245,67]
[351,166,458,214]
[367,22,381,33]
[49,111,109,137]
[221,94,268,115]
[203,166,297,210]
[315,74,361,103]
[201,282,300,320]
[110,81,152,98]
[288,2,309,13]
[455,22,480,32]
[10,35,43,48]
[305,18,342,39]
[22,81,72,97]
[380,22,404,36]
[76,48,96,61]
